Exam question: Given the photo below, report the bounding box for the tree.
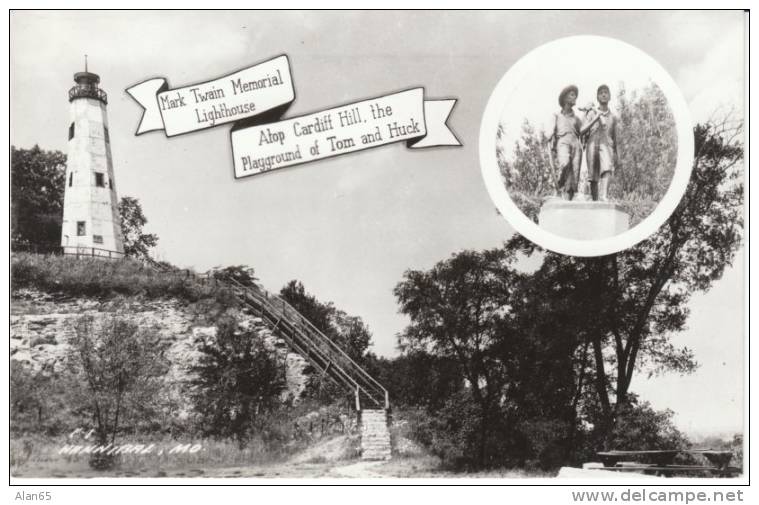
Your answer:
[497,121,553,220]
[119,196,158,259]
[190,315,286,448]
[391,118,742,467]
[612,83,678,220]
[212,265,258,287]
[280,280,373,363]
[506,117,744,444]
[11,145,66,251]
[11,146,160,258]
[365,351,461,411]
[330,310,372,363]
[280,280,334,333]
[394,248,527,467]
[66,313,169,469]
[393,247,588,469]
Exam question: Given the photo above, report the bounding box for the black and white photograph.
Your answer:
[481,35,697,254]
[494,37,683,238]
[7,8,749,497]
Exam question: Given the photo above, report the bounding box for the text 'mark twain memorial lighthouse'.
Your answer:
[61,62,125,257]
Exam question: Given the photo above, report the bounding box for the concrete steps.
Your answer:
[360,409,392,460]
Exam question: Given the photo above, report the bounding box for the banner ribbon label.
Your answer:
[231,88,459,178]
[126,56,460,177]
[127,55,294,137]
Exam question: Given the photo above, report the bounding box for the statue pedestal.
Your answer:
[538,199,630,240]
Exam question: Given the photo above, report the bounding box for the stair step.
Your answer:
[359,409,392,460]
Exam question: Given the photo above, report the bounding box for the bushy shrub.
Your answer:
[404,392,693,471]
[66,313,170,469]
[573,397,693,464]
[608,400,691,451]
[515,418,574,470]
[190,315,287,449]
[405,392,523,470]
[10,362,73,436]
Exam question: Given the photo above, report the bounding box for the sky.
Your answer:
[9,10,745,436]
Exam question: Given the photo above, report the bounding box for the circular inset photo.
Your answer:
[480,35,693,257]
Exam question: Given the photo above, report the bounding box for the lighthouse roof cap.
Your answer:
[74,71,100,85]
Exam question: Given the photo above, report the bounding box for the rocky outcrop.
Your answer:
[10,289,311,410]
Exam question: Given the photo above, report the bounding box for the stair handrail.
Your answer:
[230,279,372,402]
[224,275,388,408]
[143,258,389,409]
[231,279,389,408]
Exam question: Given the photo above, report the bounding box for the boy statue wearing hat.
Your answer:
[549,85,584,200]
[582,84,618,201]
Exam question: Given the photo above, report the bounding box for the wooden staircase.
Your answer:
[145,260,392,458]
[222,276,389,409]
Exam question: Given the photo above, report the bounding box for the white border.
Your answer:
[479,35,694,257]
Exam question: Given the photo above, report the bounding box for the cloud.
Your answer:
[674,18,745,123]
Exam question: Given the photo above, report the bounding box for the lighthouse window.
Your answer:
[93,235,103,245]
[95,172,105,187]
[68,172,73,187]
[104,127,110,143]
[77,221,86,236]
[68,122,75,140]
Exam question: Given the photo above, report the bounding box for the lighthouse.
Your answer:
[61,61,124,257]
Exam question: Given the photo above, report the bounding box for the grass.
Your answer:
[372,455,555,478]
[11,433,553,479]
[11,252,235,303]
[10,433,358,479]
[11,434,303,478]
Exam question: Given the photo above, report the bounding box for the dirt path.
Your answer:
[329,460,386,478]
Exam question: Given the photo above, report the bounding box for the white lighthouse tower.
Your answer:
[61,60,124,257]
